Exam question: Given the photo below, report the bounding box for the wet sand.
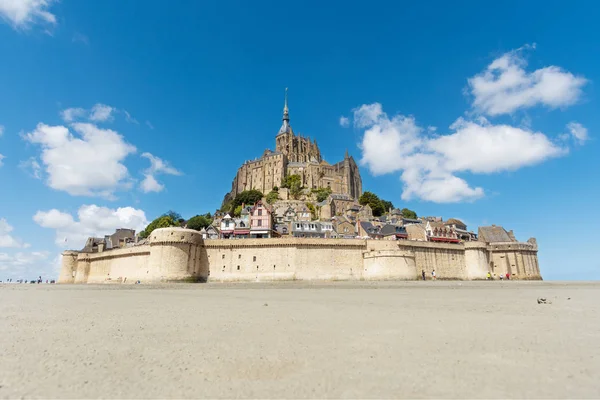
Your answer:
[1,281,599,399]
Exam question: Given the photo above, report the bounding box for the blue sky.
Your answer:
[0,0,598,280]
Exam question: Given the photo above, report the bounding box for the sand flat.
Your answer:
[1,281,599,399]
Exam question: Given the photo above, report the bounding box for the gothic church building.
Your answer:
[226,91,362,201]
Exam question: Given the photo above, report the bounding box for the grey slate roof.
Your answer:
[380,224,408,236]
[478,226,513,243]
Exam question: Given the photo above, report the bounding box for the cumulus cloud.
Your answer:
[139,152,182,193]
[60,104,115,123]
[60,107,86,123]
[0,0,57,30]
[19,157,42,179]
[468,44,587,116]
[34,204,148,249]
[339,116,350,128]
[0,218,30,248]
[566,122,588,145]
[0,251,51,279]
[23,122,136,199]
[356,103,566,202]
[89,104,115,122]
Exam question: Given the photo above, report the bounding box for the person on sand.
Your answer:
[432,269,436,280]
[506,273,510,280]
[499,274,503,280]
[486,272,491,280]
[422,270,426,281]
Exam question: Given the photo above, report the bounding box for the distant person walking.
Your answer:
[506,273,510,280]
[432,269,436,280]
[422,270,426,281]
[486,272,491,280]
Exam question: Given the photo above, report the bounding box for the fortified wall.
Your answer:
[59,227,541,284]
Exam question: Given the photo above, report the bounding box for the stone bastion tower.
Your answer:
[59,228,209,284]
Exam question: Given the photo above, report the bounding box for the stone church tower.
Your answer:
[225,90,362,204]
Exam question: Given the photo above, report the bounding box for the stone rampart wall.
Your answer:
[60,228,542,284]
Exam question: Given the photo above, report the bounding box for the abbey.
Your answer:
[226,90,362,201]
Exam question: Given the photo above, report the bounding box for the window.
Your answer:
[222,254,225,259]
[253,256,256,262]
[225,221,229,227]
[238,254,241,259]
[237,265,240,270]
[258,220,262,227]
[258,209,262,216]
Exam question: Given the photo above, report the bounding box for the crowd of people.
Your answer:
[1,276,55,284]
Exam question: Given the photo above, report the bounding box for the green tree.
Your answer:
[401,208,417,219]
[266,190,280,204]
[139,215,178,239]
[359,191,385,216]
[230,190,263,212]
[282,174,301,189]
[233,205,243,217]
[164,210,183,223]
[381,200,394,213]
[306,202,317,220]
[314,187,332,202]
[186,214,213,231]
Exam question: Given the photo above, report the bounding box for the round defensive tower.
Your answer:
[464,241,489,279]
[58,250,79,283]
[147,227,208,282]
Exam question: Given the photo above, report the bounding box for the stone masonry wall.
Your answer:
[61,228,542,284]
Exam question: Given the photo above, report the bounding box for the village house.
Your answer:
[332,216,356,238]
[425,220,460,243]
[406,224,428,241]
[292,221,333,238]
[249,200,273,238]
[205,225,219,239]
[445,218,477,241]
[357,221,383,239]
[220,214,235,239]
[380,224,408,240]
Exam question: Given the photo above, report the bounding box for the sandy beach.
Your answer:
[1,281,598,399]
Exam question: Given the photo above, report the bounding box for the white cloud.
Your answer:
[23,122,136,198]
[89,104,115,122]
[0,0,57,30]
[0,125,4,135]
[0,218,30,248]
[19,157,42,179]
[61,104,116,123]
[139,152,182,193]
[34,204,148,249]
[566,122,588,145]
[468,44,587,116]
[356,104,566,203]
[0,154,4,167]
[353,103,384,128]
[145,121,154,130]
[123,110,139,125]
[60,107,86,122]
[0,251,51,280]
[339,116,350,128]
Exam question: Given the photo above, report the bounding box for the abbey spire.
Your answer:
[278,88,292,135]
